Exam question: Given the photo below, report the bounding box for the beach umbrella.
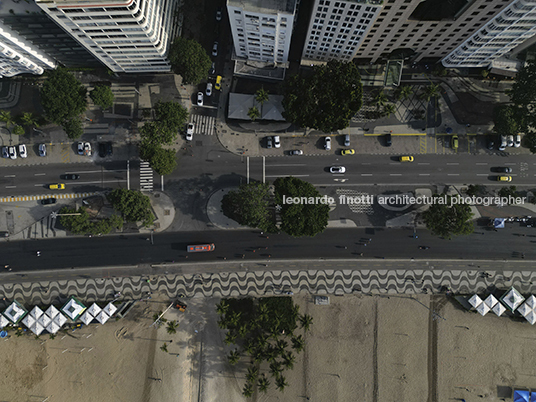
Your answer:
[86,303,101,317]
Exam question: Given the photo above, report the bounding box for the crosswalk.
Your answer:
[190,114,216,135]
[140,161,154,192]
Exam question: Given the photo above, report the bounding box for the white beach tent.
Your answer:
[38,314,51,328]
[476,302,490,316]
[102,302,117,317]
[95,311,110,324]
[46,321,61,334]
[79,311,94,325]
[518,302,531,317]
[468,294,483,308]
[492,302,507,317]
[45,305,60,319]
[484,294,498,308]
[0,314,9,329]
[29,306,44,320]
[29,322,44,336]
[501,287,525,312]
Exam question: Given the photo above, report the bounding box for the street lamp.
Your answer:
[33,128,45,135]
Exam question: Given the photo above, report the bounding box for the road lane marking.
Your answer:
[265,175,309,177]
[361,174,373,176]
[475,163,488,165]
[476,174,488,176]
[5,186,16,188]
[417,163,430,165]
[419,174,430,176]
[4,175,15,178]
[447,174,459,176]
[390,174,402,176]
[446,163,459,165]
[34,173,46,176]
[268,164,307,167]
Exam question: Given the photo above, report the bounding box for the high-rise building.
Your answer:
[36,0,180,73]
[301,0,382,65]
[227,0,298,66]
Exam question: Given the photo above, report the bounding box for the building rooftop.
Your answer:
[35,0,130,6]
[228,0,297,14]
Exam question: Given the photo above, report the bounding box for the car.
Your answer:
[197,91,204,106]
[290,150,303,155]
[18,144,27,158]
[399,156,414,162]
[1,147,8,158]
[216,8,222,21]
[515,134,521,148]
[497,176,512,182]
[486,136,495,150]
[98,143,106,157]
[344,134,350,147]
[451,135,459,149]
[61,174,80,180]
[48,183,65,190]
[39,143,46,157]
[212,41,218,57]
[341,149,355,155]
[8,146,16,160]
[266,137,273,149]
[105,142,113,156]
[77,142,85,155]
[209,62,216,75]
[215,75,222,91]
[330,166,346,174]
[324,137,331,150]
[206,83,213,97]
[507,135,514,147]
[41,198,57,205]
[186,123,194,141]
[273,135,281,148]
[385,133,392,147]
[495,167,512,173]
[84,142,92,156]
[499,135,507,151]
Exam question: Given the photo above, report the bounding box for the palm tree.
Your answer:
[248,106,260,121]
[299,314,313,332]
[152,311,167,324]
[275,375,288,392]
[373,90,388,110]
[253,348,264,363]
[246,366,259,383]
[228,349,240,365]
[421,83,440,102]
[216,300,228,316]
[49,333,56,340]
[166,320,179,334]
[382,103,396,118]
[12,125,24,136]
[15,330,23,337]
[258,374,270,393]
[255,87,269,105]
[291,335,305,353]
[282,352,295,369]
[224,331,237,345]
[20,112,39,128]
[276,339,288,354]
[242,382,254,398]
[0,111,14,129]
[398,85,413,101]
[269,361,283,377]
[217,319,227,329]
[160,343,168,353]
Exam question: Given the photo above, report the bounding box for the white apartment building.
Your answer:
[443,0,536,68]
[35,0,179,73]
[302,0,382,64]
[0,25,56,77]
[227,0,297,65]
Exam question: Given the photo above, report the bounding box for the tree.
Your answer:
[525,131,536,153]
[255,87,269,105]
[228,349,240,365]
[154,101,189,137]
[508,59,536,109]
[160,343,168,353]
[274,177,330,237]
[421,195,474,239]
[40,68,87,125]
[107,189,154,226]
[140,144,177,176]
[242,382,254,398]
[0,111,14,128]
[466,184,486,197]
[420,83,440,102]
[247,106,260,121]
[58,207,121,235]
[498,185,518,199]
[299,314,313,332]
[166,320,179,334]
[291,335,305,352]
[373,89,388,110]
[216,300,229,316]
[396,85,413,101]
[258,374,270,393]
[282,351,296,369]
[382,103,396,118]
[221,182,274,232]
[168,37,212,85]
[493,105,519,136]
[19,112,39,128]
[282,60,363,132]
[12,125,24,136]
[90,84,114,110]
[275,375,288,392]
[62,117,84,139]
[246,366,259,383]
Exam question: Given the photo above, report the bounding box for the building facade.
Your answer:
[301,0,382,64]
[35,0,179,73]
[227,0,297,66]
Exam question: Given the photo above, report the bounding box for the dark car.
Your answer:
[494,167,512,173]
[61,174,80,180]
[487,136,495,150]
[105,142,113,156]
[41,198,57,205]
[385,133,392,147]
[98,143,106,157]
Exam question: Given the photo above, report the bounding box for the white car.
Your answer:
[216,8,222,21]
[206,83,212,97]
[499,135,507,151]
[77,141,85,155]
[186,123,194,141]
[507,135,514,147]
[8,146,16,160]
[514,134,521,148]
[273,135,281,148]
[197,92,204,106]
[330,166,346,174]
[324,137,331,151]
[212,41,218,57]
[290,150,303,155]
[18,144,27,158]
[39,143,46,157]
[84,142,92,156]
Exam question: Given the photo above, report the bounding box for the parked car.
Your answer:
[41,198,57,205]
[515,134,521,148]
[452,135,459,149]
[399,156,414,162]
[1,147,8,158]
[186,123,194,141]
[486,136,495,150]
[330,166,346,174]
[290,150,303,155]
[324,137,331,150]
[341,149,355,155]
[215,75,222,91]
[212,41,218,57]
[48,183,65,190]
[206,83,213,97]
[385,133,392,147]
[507,135,514,147]
[8,146,16,160]
[197,92,204,106]
[209,62,216,75]
[494,167,512,173]
[497,175,512,182]
[216,7,222,21]
[266,137,273,149]
[61,174,80,180]
[18,144,27,158]
[344,134,350,147]
[273,135,281,148]
[78,141,91,156]
[499,135,507,151]
[39,143,46,157]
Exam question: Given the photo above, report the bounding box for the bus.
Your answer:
[187,244,215,253]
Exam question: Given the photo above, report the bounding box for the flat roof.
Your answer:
[228,0,297,14]
[35,0,132,7]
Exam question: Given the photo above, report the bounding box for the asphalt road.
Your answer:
[1,226,534,272]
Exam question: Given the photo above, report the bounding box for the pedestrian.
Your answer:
[344,246,347,249]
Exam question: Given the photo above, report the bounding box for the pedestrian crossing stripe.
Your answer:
[140,161,154,192]
[0,193,97,203]
[190,114,216,135]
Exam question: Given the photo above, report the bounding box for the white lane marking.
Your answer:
[361,174,373,176]
[361,163,371,165]
[4,175,15,178]
[417,163,430,165]
[265,175,309,177]
[476,174,488,176]
[475,163,488,165]
[446,163,459,165]
[268,164,307,167]
[34,173,46,176]
[34,180,127,186]
[390,174,402,176]
[447,174,460,176]
[5,185,16,188]
[419,174,430,176]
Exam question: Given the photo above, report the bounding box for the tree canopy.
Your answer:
[282,60,363,132]
[106,189,154,226]
[62,117,84,139]
[421,195,474,239]
[90,84,114,110]
[154,101,189,136]
[40,68,87,125]
[144,146,177,176]
[493,105,519,136]
[274,177,330,237]
[168,37,212,85]
[221,182,274,232]
[58,207,123,235]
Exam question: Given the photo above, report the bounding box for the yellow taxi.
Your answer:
[497,176,512,182]
[399,156,414,162]
[341,149,355,155]
[215,75,222,91]
[48,183,65,190]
